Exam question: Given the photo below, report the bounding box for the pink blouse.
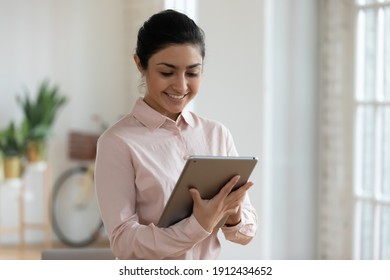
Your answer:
[94,98,257,259]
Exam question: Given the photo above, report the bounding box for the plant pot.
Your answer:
[4,156,23,179]
[26,140,46,162]
[0,152,4,183]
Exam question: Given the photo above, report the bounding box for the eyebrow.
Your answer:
[156,62,202,69]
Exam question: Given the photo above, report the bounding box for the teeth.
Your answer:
[166,93,185,100]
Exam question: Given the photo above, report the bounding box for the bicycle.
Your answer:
[51,131,105,247]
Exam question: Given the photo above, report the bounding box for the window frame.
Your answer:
[352,0,390,260]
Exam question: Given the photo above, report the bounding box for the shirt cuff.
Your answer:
[178,214,211,241]
[222,220,242,230]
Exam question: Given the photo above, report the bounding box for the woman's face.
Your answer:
[135,44,203,120]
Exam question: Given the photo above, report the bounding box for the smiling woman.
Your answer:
[94,9,258,260]
[135,44,203,120]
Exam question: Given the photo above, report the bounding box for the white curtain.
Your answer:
[318,0,356,259]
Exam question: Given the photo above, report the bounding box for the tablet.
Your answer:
[157,155,258,228]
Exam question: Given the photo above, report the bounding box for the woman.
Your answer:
[95,9,257,260]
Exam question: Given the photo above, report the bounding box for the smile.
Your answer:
[165,92,187,100]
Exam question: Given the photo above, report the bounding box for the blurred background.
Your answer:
[0,0,389,260]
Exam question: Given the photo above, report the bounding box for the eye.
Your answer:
[161,72,173,77]
[186,72,199,78]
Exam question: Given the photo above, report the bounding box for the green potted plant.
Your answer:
[0,122,26,179]
[17,80,67,162]
[0,149,4,182]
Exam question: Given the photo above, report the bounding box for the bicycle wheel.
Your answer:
[51,166,104,247]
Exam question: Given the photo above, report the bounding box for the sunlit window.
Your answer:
[354,0,390,259]
[164,0,197,21]
[164,0,198,113]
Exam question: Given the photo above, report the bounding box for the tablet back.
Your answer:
[157,155,258,228]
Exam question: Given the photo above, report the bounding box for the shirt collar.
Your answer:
[132,98,195,130]
[180,109,195,127]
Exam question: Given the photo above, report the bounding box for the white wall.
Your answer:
[0,0,163,244]
[197,0,264,259]
[197,0,319,259]
[262,0,319,259]
[0,0,129,181]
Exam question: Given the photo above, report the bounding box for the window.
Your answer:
[318,0,389,260]
[353,0,390,259]
[164,0,197,20]
[163,0,198,113]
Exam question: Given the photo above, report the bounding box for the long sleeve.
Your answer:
[95,133,210,260]
[221,193,258,244]
[94,98,258,259]
[221,127,258,244]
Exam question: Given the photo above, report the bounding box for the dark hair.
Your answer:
[136,9,205,69]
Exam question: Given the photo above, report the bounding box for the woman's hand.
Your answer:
[188,175,253,232]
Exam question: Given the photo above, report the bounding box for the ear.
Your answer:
[133,54,144,74]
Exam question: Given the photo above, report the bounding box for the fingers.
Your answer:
[238,181,254,190]
[215,177,254,207]
[225,180,253,198]
[189,187,202,205]
[225,181,253,206]
[188,178,253,232]
[225,205,240,216]
[217,175,241,200]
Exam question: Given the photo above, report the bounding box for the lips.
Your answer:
[165,92,187,100]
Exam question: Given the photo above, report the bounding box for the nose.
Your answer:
[172,74,188,93]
